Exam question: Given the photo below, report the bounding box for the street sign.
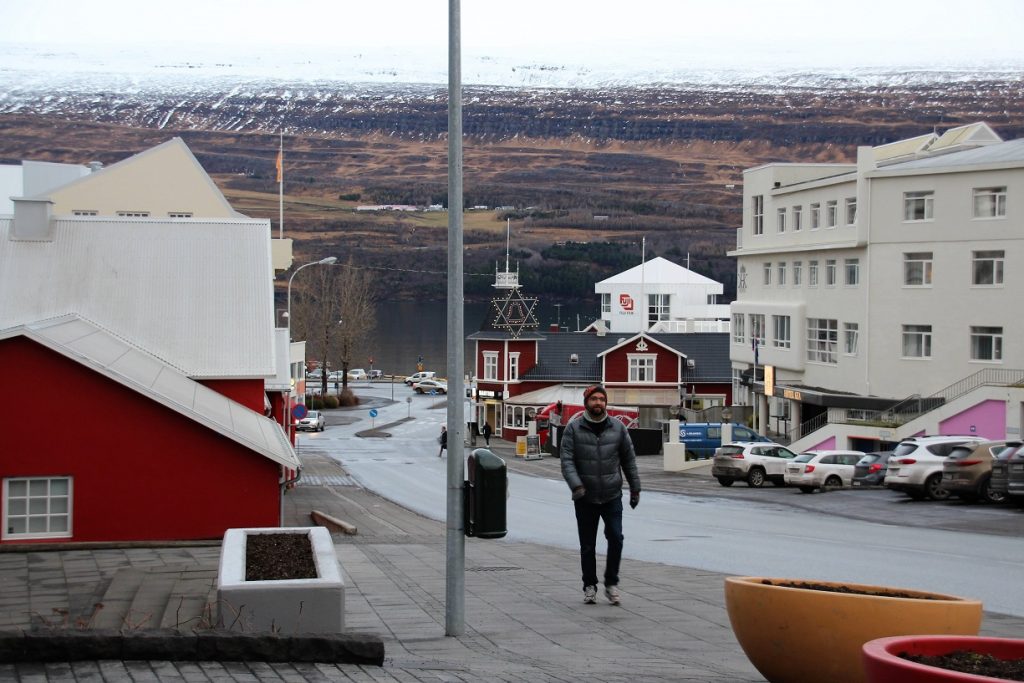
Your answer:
[369,408,378,418]
[292,404,308,420]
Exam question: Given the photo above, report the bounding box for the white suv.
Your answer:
[404,371,436,386]
[785,450,865,493]
[884,435,987,500]
[712,442,799,488]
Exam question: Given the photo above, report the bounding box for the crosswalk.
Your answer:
[296,474,358,487]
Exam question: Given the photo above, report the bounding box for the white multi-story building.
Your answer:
[729,122,1024,450]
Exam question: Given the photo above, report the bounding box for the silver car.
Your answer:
[296,410,325,432]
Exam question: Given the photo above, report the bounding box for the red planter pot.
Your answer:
[863,635,1024,683]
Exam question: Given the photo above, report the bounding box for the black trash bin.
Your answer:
[464,448,507,539]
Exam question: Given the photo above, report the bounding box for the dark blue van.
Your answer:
[679,423,771,459]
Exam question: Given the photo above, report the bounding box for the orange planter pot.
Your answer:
[724,576,983,683]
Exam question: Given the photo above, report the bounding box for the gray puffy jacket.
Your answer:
[560,416,641,504]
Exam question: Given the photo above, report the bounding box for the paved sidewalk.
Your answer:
[3,435,1023,681]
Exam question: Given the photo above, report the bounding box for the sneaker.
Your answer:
[605,585,621,605]
[583,585,597,604]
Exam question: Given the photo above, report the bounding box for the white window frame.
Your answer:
[752,195,764,235]
[116,210,151,218]
[777,207,786,233]
[792,205,802,232]
[483,352,499,381]
[806,318,838,364]
[750,314,766,344]
[843,322,859,356]
[504,404,542,429]
[972,187,1006,219]
[844,258,860,286]
[628,354,656,383]
[825,259,837,287]
[903,252,933,287]
[793,261,802,286]
[647,293,670,326]
[508,352,520,381]
[845,197,857,225]
[732,314,746,344]
[3,477,72,540]
[763,262,772,286]
[777,261,786,286]
[970,326,1003,362]
[972,250,1004,286]
[772,315,791,349]
[601,293,611,314]
[826,200,838,228]
[903,191,934,222]
[902,324,933,359]
[810,203,821,230]
[72,209,98,216]
[168,211,193,218]
[808,260,819,287]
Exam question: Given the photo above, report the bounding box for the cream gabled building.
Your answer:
[729,122,1024,450]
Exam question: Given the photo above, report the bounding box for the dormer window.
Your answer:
[569,353,579,365]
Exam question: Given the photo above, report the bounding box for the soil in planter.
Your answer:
[761,579,940,599]
[245,533,317,581]
[900,650,1024,681]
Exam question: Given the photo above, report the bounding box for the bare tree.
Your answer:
[291,258,377,400]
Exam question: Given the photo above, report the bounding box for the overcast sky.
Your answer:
[1,0,1022,69]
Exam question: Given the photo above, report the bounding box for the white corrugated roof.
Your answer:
[596,256,720,286]
[875,138,1024,173]
[0,216,275,377]
[0,316,298,469]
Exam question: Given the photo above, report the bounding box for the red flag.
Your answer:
[275,149,283,183]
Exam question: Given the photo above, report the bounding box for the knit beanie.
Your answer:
[583,384,608,402]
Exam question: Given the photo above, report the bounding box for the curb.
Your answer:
[0,629,384,665]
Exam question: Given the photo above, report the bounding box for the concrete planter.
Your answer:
[218,527,344,634]
[862,635,1024,683]
[724,576,982,683]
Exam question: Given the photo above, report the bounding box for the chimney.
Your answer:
[88,161,103,172]
[11,198,55,241]
[549,324,559,332]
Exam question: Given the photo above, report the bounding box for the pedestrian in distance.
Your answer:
[438,425,447,458]
[482,422,492,447]
[560,384,641,606]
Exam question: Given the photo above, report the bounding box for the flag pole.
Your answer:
[277,133,284,239]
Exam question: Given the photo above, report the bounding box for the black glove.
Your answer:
[629,490,640,509]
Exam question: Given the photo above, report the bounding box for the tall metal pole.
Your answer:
[445,0,466,637]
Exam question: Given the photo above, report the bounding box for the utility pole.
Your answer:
[445,0,466,637]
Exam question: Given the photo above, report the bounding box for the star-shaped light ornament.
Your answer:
[491,289,539,338]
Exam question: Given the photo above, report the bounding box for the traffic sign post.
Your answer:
[369,407,378,428]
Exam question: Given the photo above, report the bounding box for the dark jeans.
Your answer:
[573,496,624,589]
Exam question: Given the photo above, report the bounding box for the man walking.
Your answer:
[560,385,641,605]
[438,426,447,458]
[481,422,492,447]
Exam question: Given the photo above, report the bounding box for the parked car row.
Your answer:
[710,434,1024,504]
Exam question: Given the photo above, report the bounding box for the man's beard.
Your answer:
[586,403,606,419]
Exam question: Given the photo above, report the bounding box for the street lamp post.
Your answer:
[286,256,337,341]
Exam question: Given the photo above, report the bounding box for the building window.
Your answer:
[601,293,611,314]
[810,203,821,229]
[763,262,772,286]
[973,187,1006,218]
[508,353,520,381]
[647,294,670,327]
[737,265,747,291]
[792,205,802,231]
[772,315,791,349]
[168,212,193,218]
[970,326,1003,362]
[844,258,860,286]
[750,314,766,344]
[777,208,786,233]
[776,262,787,286]
[826,200,838,228]
[902,325,933,359]
[733,314,745,344]
[116,211,151,218]
[808,260,819,287]
[845,197,857,225]
[825,259,837,286]
[806,318,838,364]
[903,191,934,221]
[844,323,859,355]
[629,354,656,383]
[483,352,498,381]
[793,261,802,286]
[752,195,764,235]
[504,405,541,430]
[3,477,71,539]
[903,252,933,286]
[72,209,98,216]
[972,250,1004,286]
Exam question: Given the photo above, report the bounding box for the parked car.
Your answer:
[369,369,383,379]
[679,422,772,460]
[296,410,325,432]
[306,368,323,381]
[1002,443,1024,501]
[404,371,436,385]
[348,368,368,380]
[942,440,1016,503]
[711,442,799,488]
[990,443,1021,498]
[413,378,448,394]
[785,450,864,493]
[327,371,345,382]
[852,451,894,487]
[883,435,987,500]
